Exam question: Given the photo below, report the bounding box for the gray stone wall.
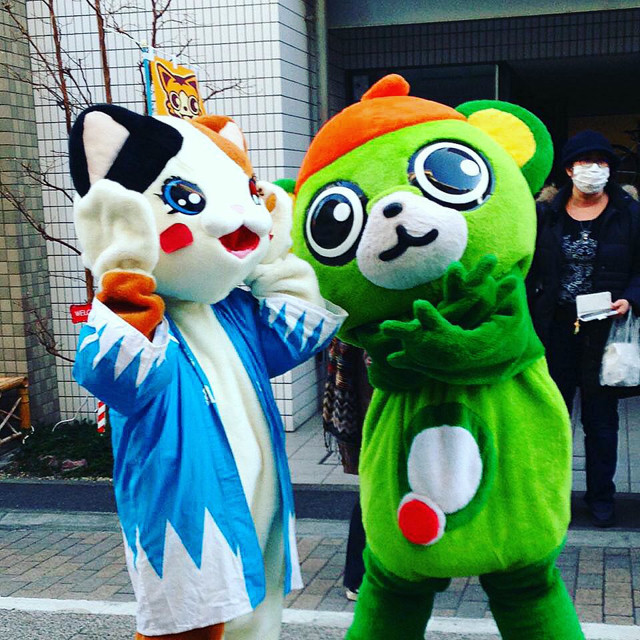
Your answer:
[0,0,60,422]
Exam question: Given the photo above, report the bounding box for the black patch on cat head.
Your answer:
[69,104,184,197]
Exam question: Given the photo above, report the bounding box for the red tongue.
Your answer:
[219,225,260,258]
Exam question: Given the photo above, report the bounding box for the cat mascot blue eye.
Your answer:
[161,177,206,215]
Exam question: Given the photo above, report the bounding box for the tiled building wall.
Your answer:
[26,0,119,420]
[23,0,322,428]
[272,0,326,427]
[277,0,316,174]
[0,0,60,422]
[330,8,640,79]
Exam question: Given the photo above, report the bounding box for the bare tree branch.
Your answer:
[0,184,81,256]
[200,79,244,103]
[105,21,144,49]
[3,0,234,319]
[43,0,73,133]
[150,0,173,47]
[1,66,72,111]
[62,54,95,108]
[2,3,73,120]
[83,0,113,103]
[49,272,91,284]
[22,304,75,363]
[21,162,75,204]
[173,37,193,59]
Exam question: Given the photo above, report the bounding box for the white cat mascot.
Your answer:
[69,105,345,640]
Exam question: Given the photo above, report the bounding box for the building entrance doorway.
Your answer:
[506,53,640,187]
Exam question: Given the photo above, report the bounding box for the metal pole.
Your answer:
[317,0,329,125]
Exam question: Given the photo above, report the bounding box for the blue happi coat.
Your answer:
[74,287,344,634]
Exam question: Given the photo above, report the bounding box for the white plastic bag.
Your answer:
[600,313,640,387]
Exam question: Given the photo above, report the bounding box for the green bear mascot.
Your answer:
[291,74,585,639]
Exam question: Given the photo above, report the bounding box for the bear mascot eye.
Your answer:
[304,181,367,266]
[409,141,492,210]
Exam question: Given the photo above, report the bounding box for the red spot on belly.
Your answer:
[398,498,442,545]
[160,223,194,253]
[219,225,260,259]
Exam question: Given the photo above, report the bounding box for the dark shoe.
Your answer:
[589,504,616,528]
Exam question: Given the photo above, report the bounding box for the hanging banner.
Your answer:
[149,56,205,119]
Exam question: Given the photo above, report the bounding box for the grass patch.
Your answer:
[5,419,113,479]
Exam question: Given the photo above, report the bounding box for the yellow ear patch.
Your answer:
[468,109,536,168]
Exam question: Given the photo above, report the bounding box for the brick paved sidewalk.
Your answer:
[290,522,640,627]
[0,511,639,629]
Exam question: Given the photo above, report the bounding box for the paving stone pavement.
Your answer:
[1,512,640,633]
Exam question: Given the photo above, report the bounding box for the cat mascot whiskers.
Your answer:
[69,105,345,640]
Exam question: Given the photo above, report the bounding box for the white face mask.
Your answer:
[571,163,610,194]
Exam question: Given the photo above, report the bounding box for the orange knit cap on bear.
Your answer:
[295,74,466,192]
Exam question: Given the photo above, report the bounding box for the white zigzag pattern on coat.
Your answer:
[78,299,174,387]
[123,510,252,636]
[261,295,344,351]
[288,512,303,591]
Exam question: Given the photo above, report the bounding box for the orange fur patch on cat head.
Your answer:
[189,115,253,177]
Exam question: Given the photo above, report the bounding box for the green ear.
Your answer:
[274,178,296,194]
[456,100,553,194]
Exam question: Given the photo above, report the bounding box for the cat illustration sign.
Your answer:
[150,57,205,119]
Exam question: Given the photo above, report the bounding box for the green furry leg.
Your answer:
[345,547,449,640]
[480,547,584,640]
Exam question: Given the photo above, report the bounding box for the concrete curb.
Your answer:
[1,477,640,526]
[0,599,637,639]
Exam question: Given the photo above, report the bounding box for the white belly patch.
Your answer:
[398,425,483,546]
[407,425,483,513]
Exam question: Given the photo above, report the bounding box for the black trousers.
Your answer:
[344,498,366,591]
[545,307,619,511]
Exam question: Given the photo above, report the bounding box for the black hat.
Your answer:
[561,130,619,169]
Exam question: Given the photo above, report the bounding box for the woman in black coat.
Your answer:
[527,130,640,527]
